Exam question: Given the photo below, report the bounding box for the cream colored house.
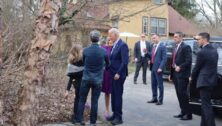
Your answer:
[56,0,198,54]
[108,0,169,49]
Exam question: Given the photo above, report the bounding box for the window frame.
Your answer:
[142,16,149,35]
[150,17,167,36]
[111,16,119,29]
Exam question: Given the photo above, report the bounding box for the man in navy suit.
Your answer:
[107,28,129,125]
[169,32,192,120]
[192,32,218,126]
[133,33,151,84]
[147,34,167,105]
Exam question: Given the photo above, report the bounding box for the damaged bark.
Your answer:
[16,0,62,125]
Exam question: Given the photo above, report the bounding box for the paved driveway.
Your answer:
[98,71,222,126]
[44,71,222,126]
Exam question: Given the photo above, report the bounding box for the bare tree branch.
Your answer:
[59,0,88,25]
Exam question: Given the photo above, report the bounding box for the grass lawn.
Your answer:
[128,62,136,74]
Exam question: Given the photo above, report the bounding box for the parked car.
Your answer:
[162,37,222,76]
[162,37,222,117]
[161,40,175,78]
[184,37,222,117]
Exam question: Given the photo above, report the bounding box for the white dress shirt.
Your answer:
[111,38,120,54]
[140,40,146,57]
[203,43,209,48]
[153,42,160,55]
[176,42,182,52]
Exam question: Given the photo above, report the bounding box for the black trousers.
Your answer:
[173,73,191,115]
[72,78,82,121]
[199,87,216,126]
[134,57,148,83]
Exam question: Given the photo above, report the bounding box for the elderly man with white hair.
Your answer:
[107,28,129,125]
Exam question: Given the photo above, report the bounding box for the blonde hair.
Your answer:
[68,44,83,64]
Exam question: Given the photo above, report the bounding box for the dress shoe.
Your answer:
[173,113,185,118]
[156,101,163,105]
[134,81,137,84]
[89,124,96,126]
[111,118,123,125]
[180,114,192,120]
[147,99,158,103]
[143,82,147,85]
[107,115,115,121]
[75,121,85,125]
[71,119,76,124]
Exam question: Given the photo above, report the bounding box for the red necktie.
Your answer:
[151,46,156,64]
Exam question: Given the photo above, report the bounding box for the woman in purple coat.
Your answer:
[102,39,113,119]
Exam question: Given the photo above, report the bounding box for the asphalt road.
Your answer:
[44,71,222,126]
[97,71,222,126]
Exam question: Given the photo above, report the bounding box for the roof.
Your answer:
[168,5,199,36]
[66,3,110,30]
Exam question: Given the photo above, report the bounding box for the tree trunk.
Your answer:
[16,0,61,125]
[0,11,3,125]
[0,14,3,65]
[0,32,2,66]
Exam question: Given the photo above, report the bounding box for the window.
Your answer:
[151,17,167,35]
[151,18,158,34]
[158,19,166,35]
[142,16,148,34]
[112,19,119,29]
[111,16,119,28]
[154,0,164,5]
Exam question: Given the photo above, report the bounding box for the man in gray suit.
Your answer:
[192,32,218,126]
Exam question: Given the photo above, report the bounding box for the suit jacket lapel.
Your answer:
[138,42,141,55]
[176,42,183,58]
[111,39,121,57]
[155,43,161,57]
[115,39,121,50]
[145,41,149,51]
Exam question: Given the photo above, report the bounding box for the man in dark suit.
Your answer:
[107,28,129,125]
[169,32,192,120]
[192,32,218,126]
[147,34,167,105]
[133,33,151,84]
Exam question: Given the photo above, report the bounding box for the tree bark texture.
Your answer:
[16,0,61,126]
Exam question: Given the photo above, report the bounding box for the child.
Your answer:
[64,44,84,124]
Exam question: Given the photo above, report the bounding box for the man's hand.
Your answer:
[189,77,192,82]
[134,58,138,62]
[143,48,147,53]
[64,91,69,99]
[114,74,120,80]
[157,68,162,73]
[175,66,181,72]
[168,75,172,82]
